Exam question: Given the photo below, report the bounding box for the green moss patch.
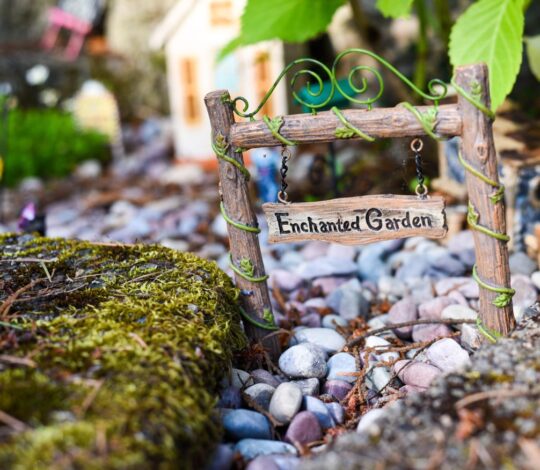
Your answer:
[0,234,246,469]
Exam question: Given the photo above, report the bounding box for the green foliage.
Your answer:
[0,234,246,469]
[376,0,414,18]
[2,106,110,187]
[449,0,526,111]
[524,35,540,81]
[220,0,346,59]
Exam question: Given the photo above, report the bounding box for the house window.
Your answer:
[255,52,273,116]
[181,58,200,125]
[210,1,233,26]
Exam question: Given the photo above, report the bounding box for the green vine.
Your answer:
[262,115,297,146]
[472,265,515,309]
[212,133,251,181]
[450,76,496,119]
[331,106,375,141]
[467,202,510,242]
[228,254,269,283]
[457,152,505,204]
[239,306,279,331]
[219,202,260,234]
[475,317,503,344]
[400,102,441,141]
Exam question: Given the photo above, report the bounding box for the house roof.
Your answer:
[149,0,197,51]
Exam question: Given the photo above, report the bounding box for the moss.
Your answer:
[0,234,246,469]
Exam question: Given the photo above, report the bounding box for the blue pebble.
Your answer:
[302,396,335,430]
[218,386,242,409]
[326,352,357,383]
[223,409,272,441]
[235,439,297,460]
[325,402,345,425]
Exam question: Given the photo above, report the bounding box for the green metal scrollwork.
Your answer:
[227,48,448,120]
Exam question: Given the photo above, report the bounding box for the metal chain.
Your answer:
[411,138,427,198]
[278,146,291,204]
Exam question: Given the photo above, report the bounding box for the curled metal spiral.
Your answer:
[228,48,449,119]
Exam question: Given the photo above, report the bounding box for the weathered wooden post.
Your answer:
[205,90,280,358]
[455,64,515,335]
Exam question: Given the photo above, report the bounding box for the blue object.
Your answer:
[252,147,280,203]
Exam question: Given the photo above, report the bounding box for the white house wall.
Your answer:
[165,0,287,160]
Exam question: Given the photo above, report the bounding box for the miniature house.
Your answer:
[150,0,289,161]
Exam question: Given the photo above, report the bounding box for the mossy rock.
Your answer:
[0,234,246,469]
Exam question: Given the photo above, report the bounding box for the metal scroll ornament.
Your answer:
[227,48,448,120]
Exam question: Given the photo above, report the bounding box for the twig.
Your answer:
[0,410,29,432]
[346,318,475,349]
[455,387,540,409]
[0,278,46,318]
[0,354,37,368]
[0,320,23,330]
[0,257,58,263]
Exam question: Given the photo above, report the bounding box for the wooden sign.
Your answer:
[263,195,447,245]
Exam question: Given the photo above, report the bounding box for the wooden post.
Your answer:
[205,90,280,358]
[455,64,515,335]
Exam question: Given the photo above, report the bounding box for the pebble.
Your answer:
[269,383,303,424]
[412,324,453,342]
[378,275,408,299]
[326,278,370,320]
[365,336,398,362]
[269,270,304,291]
[303,297,328,313]
[223,409,272,441]
[447,290,469,306]
[531,271,540,290]
[327,243,357,261]
[312,277,348,295]
[323,380,353,401]
[405,277,434,303]
[246,456,279,470]
[461,324,482,349]
[301,241,328,260]
[243,384,276,411]
[207,444,235,470]
[291,378,320,396]
[434,277,470,296]
[326,352,357,383]
[218,386,242,409]
[325,402,345,424]
[393,359,441,389]
[356,408,386,433]
[278,343,327,379]
[284,411,323,445]
[509,251,537,276]
[294,328,346,354]
[251,369,281,388]
[279,251,305,270]
[303,396,335,429]
[425,338,471,372]
[235,439,298,460]
[366,366,391,392]
[428,253,466,277]
[511,274,538,321]
[300,313,322,328]
[387,297,417,338]
[296,257,357,280]
[357,245,391,282]
[441,304,478,322]
[418,296,457,320]
[222,368,254,389]
[321,314,348,329]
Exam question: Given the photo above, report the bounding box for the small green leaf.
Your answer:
[524,35,540,81]
[449,0,525,111]
[376,0,414,18]
[335,127,355,139]
[219,0,345,59]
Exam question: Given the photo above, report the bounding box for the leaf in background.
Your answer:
[449,0,525,111]
[376,0,414,18]
[524,35,540,81]
[219,0,345,59]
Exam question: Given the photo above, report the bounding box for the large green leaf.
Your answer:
[219,0,345,60]
[376,0,414,18]
[449,0,525,111]
[524,35,540,81]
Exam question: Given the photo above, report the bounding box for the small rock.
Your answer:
[269,270,304,291]
[326,352,357,384]
[412,324,453,342]
[243,384,276,411]
[509,251,537,276]
[434,277,470,296]
[447,290,469,306]
[323,380,353,401]
[207,444,235,470]
[447,230,475,254]
[251,369,281,388]
[326,278,370,320]
[405,277,435,304]
[312,277,348,295]
[303,396,335,429]
[235,439,297,460]
[223,409,272,441]
[284,411,323,446]
[461,324,482,349]
[304,297,328,313]
[399,384,426,396]
[321,314,348,330]
[387,297,417,339]
[356,408,386,433]
[294,328,346,354]
[366,366,391,393]
[458,280,480,299]
[278,343,327,379]
[441,304,478,322]
[269,383,303,424]
[291,378,319,396]
[279,251,304,270]
[512,274,538,321]
[357,244,391,282]
[218,386,242,409]
[365,336,398,362]
[222,368,254,389]
[246,456,279,470]
[393,359,441,389]
[531,271,540,290]
[300,313,322,328]
[429,253,466,277]
[325,402,345,424]
[301,241,329,260]
[395,257,430,280]
[378,276,408,299]
[74,159,102,179]
[327,243,357,261]
[418,296,457,320]
[426,338,471,372]
[296,257,357,280]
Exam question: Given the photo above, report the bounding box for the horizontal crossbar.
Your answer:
[230,104,462,149]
